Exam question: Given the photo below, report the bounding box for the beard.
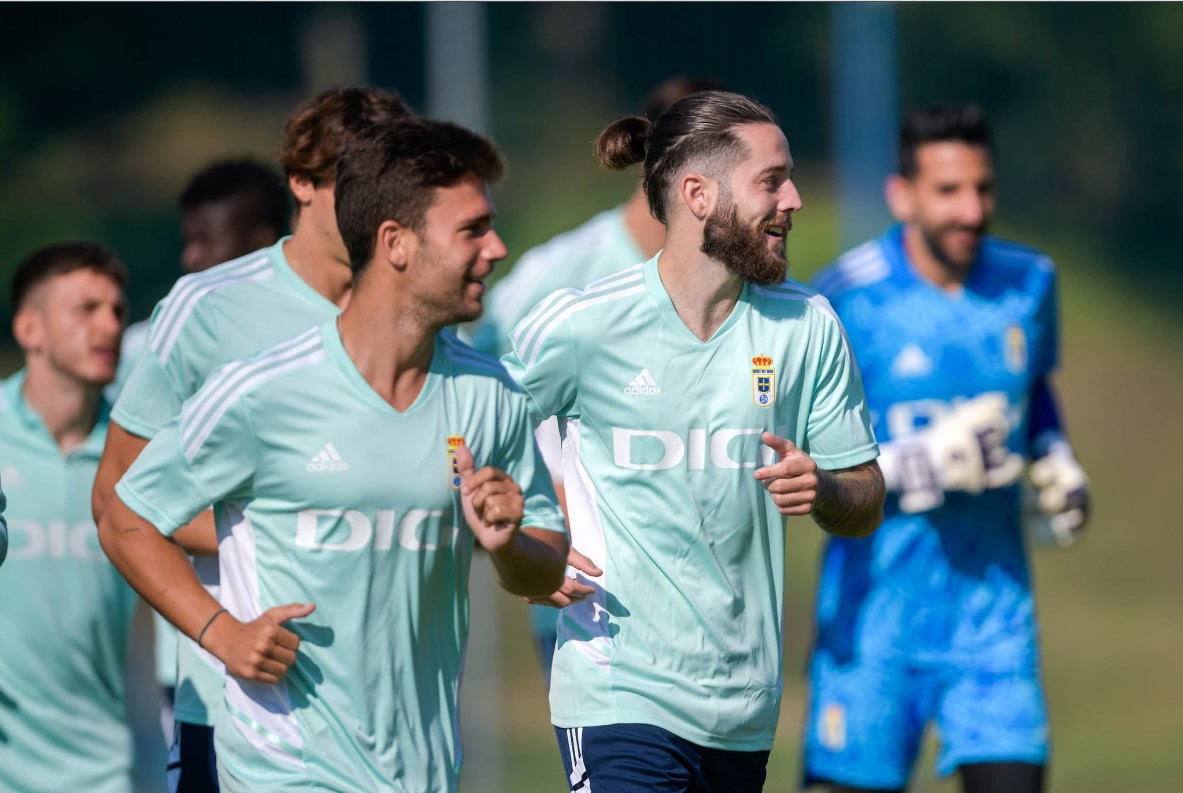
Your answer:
[700,202,788,286]
[921,222,986,271]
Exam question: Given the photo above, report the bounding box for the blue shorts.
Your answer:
[167,720,220,793]
[803,657,1049,789]
[556,723,770,793]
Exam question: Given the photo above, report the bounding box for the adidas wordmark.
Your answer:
[307,442,350,472]
[624,369,662,396]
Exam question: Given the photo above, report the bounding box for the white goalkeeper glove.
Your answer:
[1023,442,1090,548]
[880,393,1025,513]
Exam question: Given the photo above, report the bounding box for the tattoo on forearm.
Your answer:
[813,462,885,538]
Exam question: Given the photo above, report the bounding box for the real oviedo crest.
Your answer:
[751,355,776,407]
[447,435,465,489]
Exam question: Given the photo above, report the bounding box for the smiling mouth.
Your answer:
[763,221,790,238]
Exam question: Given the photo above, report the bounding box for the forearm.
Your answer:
[488,527,568,598]
[98,496,224,640]
[813,460,885,538]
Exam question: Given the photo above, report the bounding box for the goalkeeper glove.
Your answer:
[1023,442,1090,548]
[880,393,1025,514]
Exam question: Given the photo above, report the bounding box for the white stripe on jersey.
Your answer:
[517,277,648,368]
[149,252,274,363]
[219,500,305,767]
[511,266,645,356]
[181,329,325,460]
[814,240,889,295]
[557,419,612,670]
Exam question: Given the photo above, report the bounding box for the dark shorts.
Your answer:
[167,720,220,793]
[555,723,770,793]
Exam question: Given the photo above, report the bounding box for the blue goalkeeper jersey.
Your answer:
[811,224,1059,671]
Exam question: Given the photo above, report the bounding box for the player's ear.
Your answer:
[12,306,45,354]
[288,174,316,209]
[376,219,412,272]
[679,172,713,221]
[884,174,915,223]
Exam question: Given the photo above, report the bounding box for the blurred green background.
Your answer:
[2,3,1180,791]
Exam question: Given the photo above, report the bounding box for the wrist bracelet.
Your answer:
[196,608,228,648]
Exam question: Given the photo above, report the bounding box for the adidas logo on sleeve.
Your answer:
[307,442,350,472]
[624,369,662,396]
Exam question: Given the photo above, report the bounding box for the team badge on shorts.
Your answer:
[447,435,466,489]
[1005,325,1027,373]
[751,355,776,407]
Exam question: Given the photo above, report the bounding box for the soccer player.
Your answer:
[179,158,289,275]
[98,116,568,792]
[802,105,1091,793]
[471,75,721,687]
[0,242,135,792]
[504,90,885,792]
[91,86,411,792]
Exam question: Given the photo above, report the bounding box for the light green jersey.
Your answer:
[471,206,644,358]
[503,255,880,751]
[113,238,339,724]
[0,373,136,793]
[117,320,565,792]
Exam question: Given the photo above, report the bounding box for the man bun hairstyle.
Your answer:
[899,103,991,178]
[596,90,778,224]
[278,86,413,187]
[11,241,127,311]
[335,117,506,274]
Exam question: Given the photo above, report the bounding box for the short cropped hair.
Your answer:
[179,159,289,234]
[596,90,778,224]
[899,104,992,178]
[335,118,506,274]
[10,241,127,311]
[278,86,413,187]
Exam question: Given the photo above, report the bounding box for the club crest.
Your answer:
[751,355,776,407]
[447,435,465,489]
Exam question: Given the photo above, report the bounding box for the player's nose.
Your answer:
[778,179,803,215]
[484,230,508,264]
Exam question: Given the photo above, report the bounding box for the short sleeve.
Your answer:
[500,293,580,424]
[802,303,880,470]
[116,366,257,536]
[490,387,566,535]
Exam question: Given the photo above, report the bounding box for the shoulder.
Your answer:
[512,261,648,348]
[146,249,278,362]
[977,236,1057,296]
[751,278,844,328]
[187,326,327,413]
[812,237,893,300]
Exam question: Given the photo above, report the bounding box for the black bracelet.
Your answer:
[196,608,228,648]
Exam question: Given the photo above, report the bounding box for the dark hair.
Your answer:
[278,86,413,187]
[179,159,289,234]
[11,241,127,311]
[335,117,506,274]
[642,76,726,123]
[596,90,778,224]
[899,104,991,178]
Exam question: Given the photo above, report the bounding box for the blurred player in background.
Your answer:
[471,74,722,688]
[803,104,1090,793]
[99,116,567,792]
[92,86,411,793]
[505,90,884,792]
[0,242,135,792]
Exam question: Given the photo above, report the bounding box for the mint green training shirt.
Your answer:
[503,255,879,751]
[0,373,136,793]
[113,238,339,724]
[118,321,565,792]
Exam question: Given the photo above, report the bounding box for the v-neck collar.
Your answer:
[643,253,751,345]
[319,319,442,417]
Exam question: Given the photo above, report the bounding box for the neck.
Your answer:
[283,225,352,308]
[621,185,666,258]
[336,272,438,412]
[903,224,969,291]
[21,362,101,453]
[656,224,744,342]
